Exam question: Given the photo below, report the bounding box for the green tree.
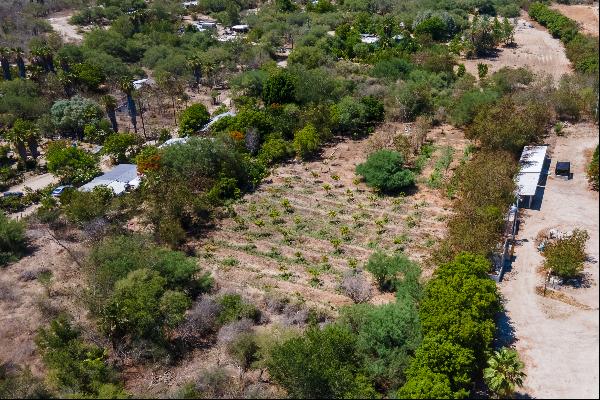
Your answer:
[50,96,105,140]
[46,141,100,185]
[179,103,211,136]
[262,69,296,105]
[267,324,378,399]
[102,132,139,163]
[61,186,113,224]
[293,123,320,160]
[484,347,526,399]
[6,119,40,163]
[356,150,415,193]
[0,213,27,267]
[543,229,589,279]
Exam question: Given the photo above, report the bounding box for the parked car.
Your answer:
[51,185,73,197]
[2,191,24,198]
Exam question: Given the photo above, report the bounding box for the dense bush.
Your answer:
[267,325,378,398]
[61,186,113,224]
[364,251,421,293]
[102,133,140,163]
[543,229,589,279]
[36,315,126,397]
[0,213,27,267]
[179,103,211,136]
[46,141,101,185]
[293,123,321,160]
[216,293,261,325]
[356,150,415,193]
[50,96,106,139]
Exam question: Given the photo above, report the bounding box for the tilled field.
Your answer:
[193,127,469,312]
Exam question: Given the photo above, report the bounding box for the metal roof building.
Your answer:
[516,145,548,207]
[80,164,139,195]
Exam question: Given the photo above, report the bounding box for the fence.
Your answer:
[491,201,519,282]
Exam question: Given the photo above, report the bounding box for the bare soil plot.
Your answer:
[46,11,84,44]
[463,12,572,81]
[500,123,599,399]
[551,2,599,37]
[0,226,92,377]
[192,125,469,312]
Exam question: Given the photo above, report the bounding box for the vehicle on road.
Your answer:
[51,185,73,197]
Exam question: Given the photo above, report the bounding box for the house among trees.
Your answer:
[80,164,140,195]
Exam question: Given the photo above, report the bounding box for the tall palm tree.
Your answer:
[186,54,203,87]
[100,95,119,133]
[0,47,12,81]
[6,119,40,165]
[119,78,138,133]
[484,347,527,399]
[13,47,26,78]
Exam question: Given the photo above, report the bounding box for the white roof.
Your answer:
[159,137,189,148]
[516,145,548,197]
[360,34,379,44]
[519,145,547,173]
[232,24,249,30]
[201,111,237,131]
[133,78,154,90]
[516,172,540,196]
[79,164,139,195]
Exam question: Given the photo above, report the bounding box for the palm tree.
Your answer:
[0,47,12,81]
[119,78,138,133]
[6,119,40,165]
[484,347,527,399]
[186,54,203,88]
[13,47,26,78]
[100,95,119,132]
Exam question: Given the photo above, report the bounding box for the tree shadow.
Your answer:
[494,295,517,349]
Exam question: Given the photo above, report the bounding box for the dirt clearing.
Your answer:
[500,123,599,399]
[463,12,572,81]
[47,11,84,43]
[551,2,599,37]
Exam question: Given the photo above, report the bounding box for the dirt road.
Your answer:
[47,11,83,43]
[551,2,599,37]
[8,173,57,193]
[500,123,599,399]
[464,13,572,81]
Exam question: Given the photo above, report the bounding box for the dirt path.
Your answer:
[551,2,599,37]
[500,123,599,399]
[8,173,57,193]
[47,11,83,43]
[463,12,572,81]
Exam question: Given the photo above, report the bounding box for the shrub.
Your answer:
[257,135,293,166]
[340,271,373,303]
[356,150,415,194]
[61,186,113,224]
[267,325,378,399]
[101,268,191,341]
[543,229,589,279]
[35,315,123,397]
[226,332,260,371]
[0,213,27,267]
[293,123,321,160]
[364,251,421,293]
[50,96,105,139]
[262,69,296,105]
[179,103,211,136]
[216,294,261,325]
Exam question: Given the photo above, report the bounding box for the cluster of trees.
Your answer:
[267,250,422,397]
[529,2,599,74]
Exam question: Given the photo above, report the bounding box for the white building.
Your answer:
[80,164,140,195]
[515,145,548,208]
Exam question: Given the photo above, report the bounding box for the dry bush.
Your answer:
[18,268,51,282]
[340,270,373,303]
[217,318,254,345]
[194,366,240,399]
[0,281,17,302]
[178,296,222,345]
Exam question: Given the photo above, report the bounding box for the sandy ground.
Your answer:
[464,12,572,81]
[8,173,57,193]
[551,2,599,37]
[499,123,599,399]
[0,226,91,377]
[46,11,83,43]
